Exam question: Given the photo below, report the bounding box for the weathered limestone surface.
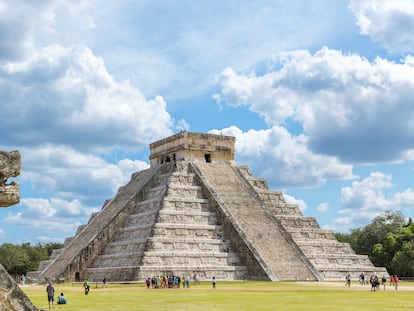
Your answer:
[0,150,38,311]
[237,165,388,279]
[0,264,37,311]
[0,151,21,207]
[29,132,387,283]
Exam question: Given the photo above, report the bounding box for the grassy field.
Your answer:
[23,281,414,311]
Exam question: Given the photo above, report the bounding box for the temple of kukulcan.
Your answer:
[29,131,387,283]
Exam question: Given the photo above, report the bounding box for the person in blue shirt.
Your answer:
[57,292,67,304]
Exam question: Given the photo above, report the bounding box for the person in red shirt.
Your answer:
[393,275,399,290]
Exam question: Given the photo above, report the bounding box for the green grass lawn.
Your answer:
[23,281,414,311]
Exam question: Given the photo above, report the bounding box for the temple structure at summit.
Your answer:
[29,132,387,283]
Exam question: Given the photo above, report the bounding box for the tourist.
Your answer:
[359,272,365,285]
[381,276,387,290]
[393,275,399,290]
[46,282,55,309]
[83,278,90,295]
[370,275,379,291]
[212,276,216,289]
[57,292,67,304]
[345,273,351,287]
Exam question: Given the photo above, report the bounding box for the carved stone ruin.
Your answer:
[0,150,38,311]
[0,151,20,207]
[29,132,387,284]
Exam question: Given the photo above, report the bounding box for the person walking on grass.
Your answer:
[212,276,216,289]
[393,275,399,290]
[46,282,54,309]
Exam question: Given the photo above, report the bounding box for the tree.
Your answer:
[0,242,63,276]
[337,211,414,276]
[352,210,405,255]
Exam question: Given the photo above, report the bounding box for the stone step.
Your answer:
[166,184,203,198]
[136,198,163,213]
[126,210,158,226]
[152,223,223,238]
[146,237,231,252]
[84,266,140,282]
[38,260,52,272]
[268,204,302,216]
[297,243,355,255]
[308,255,374,267]
[90,252,141,268]
[103,239,147,255]
[168,172,198,185]
[162,198,209,212]
[278,216,320,228]
[116,225,152,240]
[157,209,217,224]
[49,249,63,260]
[145,185,167,199]
[287,228,336,240]
[141,253,241,267]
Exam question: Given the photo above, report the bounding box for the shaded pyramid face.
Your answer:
[29,132,387,283]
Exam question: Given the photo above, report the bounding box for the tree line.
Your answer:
[0,242,62,277]
[335,210,414,277]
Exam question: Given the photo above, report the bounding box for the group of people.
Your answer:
[357,272,399,291]
[45,282,67,309]
[145,274,215,289]
[145,275,192,289]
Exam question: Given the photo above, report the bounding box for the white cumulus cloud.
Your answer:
[334,171,414,231]
[349,0,414,53]
[215,47,414,164]
[210,125,354,188]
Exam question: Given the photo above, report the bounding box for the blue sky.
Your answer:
[1,0,414,244]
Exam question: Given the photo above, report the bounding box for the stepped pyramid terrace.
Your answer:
[28,131,387,283]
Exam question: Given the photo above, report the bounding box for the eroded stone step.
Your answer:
[162,198,209,212]
[278,216,319,228]
[126,210,158,226]
[147,237,231,252]
[166,184,203,198]
[168,172,198,185]
[116,225,152,240]
[102,239,147,255]
[152,223,223,238]
[287,228,336,240]
[297,243,355,255]
[157,209,217,224]
[135,198,163,213]
[90,252,142,268]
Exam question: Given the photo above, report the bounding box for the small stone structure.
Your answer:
[29,132,387,283]
[0,150,38,311]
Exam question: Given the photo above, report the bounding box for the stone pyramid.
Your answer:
[29,132,387,283]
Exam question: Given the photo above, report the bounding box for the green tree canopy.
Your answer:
[335,211,414,276]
